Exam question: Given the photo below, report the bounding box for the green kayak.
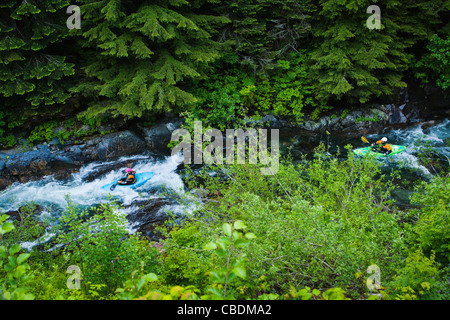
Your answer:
[353,145,406,157]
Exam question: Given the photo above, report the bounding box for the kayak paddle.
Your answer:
[362,136,394,161]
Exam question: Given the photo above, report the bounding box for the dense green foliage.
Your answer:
[72,0,230,119]
[1,148,448,300]
[0,0,448,302]
[0,0,75,145]
[415,34,450,90]
[0,0,448,148]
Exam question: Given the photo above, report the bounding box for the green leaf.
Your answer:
[222,223,232,236]
[210,271,225,284]
[227,272,237,283]
[207,287,224,298]
[143,273,158,282]
[244,232,256,239]
[233,220,246,230]
[233,238,249,248]
[203,242,217,250]
[136,278,145,291]
[0,245,7,259]
[14,264,27,278]
[0,215,8,224]
[233,266,246,279]
[9,244,21,255]
[0,221,14,235]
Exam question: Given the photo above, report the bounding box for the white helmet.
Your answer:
[381,137,388,142]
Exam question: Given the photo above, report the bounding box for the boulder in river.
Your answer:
[82,130,147,161]
[137,118,183,150]
[125,198,174,241]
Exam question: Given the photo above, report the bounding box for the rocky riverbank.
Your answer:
[0,117,184,191]
[1,98,446,192]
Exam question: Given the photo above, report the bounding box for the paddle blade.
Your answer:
[361,136,370,143]
[110,184,117,191]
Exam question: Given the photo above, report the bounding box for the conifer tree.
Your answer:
[305,0,446,105]
[214,0,312,73]
[0,0,75,130]
[74,0,230,119]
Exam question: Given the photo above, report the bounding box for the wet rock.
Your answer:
[299,120,323,131]
[328,116,341,128]
[291,106,390,135]
[261,114,287,127]
[125,198,173,241]
[0,130,148,191]
[419,120,436,130]
[138,119,183,150]
[4,148,52,176]
[341,114,356,127]
[387,104,408,124]
[5,204,45,222]
[53,168,79,181]
[83,130,147,161]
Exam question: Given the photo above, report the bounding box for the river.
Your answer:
[0,118,448,250]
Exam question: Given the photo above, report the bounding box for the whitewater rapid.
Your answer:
[366,119,450,175]
[1,119,448,250]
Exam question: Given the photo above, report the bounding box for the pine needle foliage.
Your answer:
[305,0,447,105]
[74,0,231,119]
[0,0,75,130]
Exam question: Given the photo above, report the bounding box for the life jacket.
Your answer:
[376,140,391,151]
[127,173,136,183]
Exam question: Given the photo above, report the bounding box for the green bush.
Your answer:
[407,176,450,266]
[159,223,213,290]
[0,202,47,246]
[0,214,34,300]
[27,121,57,144]
[179,147,406,298]
[0,133,16,149]
[54,197,159,298]
[248,52,321,122]
[187,51,322,130]
[415,34,450,90]
[387,248,444,300]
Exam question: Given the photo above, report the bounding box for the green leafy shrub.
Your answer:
[202,220,255,299]
[54,197,158,298]
[407,176,450,266]
[188,51,322,129]
[387,248,443,300]
[159,247,211,290]
[0,214,34,300]
[179,146,406,298]
[248,52,320,122]
[0,133,16,149]
[415,34,450,90]
[27,121,57,144]
[0,202,47,246]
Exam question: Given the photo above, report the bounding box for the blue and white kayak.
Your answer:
[101,172,155,190]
